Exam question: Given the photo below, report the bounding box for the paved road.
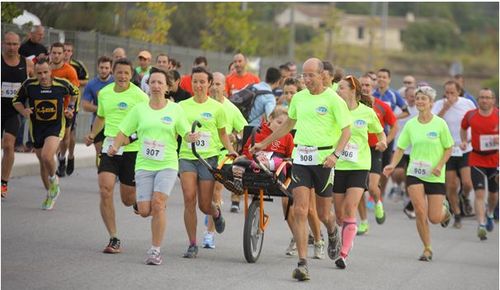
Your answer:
[2,167,498,290]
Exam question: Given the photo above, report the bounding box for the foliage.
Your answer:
[200,3,257,55]
[401,20,461,52]
[120,3,176,45]
[168,3,207,47]
[1,2,22,23]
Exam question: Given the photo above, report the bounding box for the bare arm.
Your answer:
[218,127,237,155]
[459,128,468,150]
[386,122,399,144]
[432,147,452,177]
[254,117,297,150]
[81,99,97,113]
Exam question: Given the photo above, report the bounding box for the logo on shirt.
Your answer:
[34,99,57,121]
[316,106,328,115]
[118,102,128,110]
[201,112,213,120]
[161,116,173,125]
[426,131,438,139]
[354,119,366,128]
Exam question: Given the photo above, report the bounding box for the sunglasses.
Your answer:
[345,75,357,90]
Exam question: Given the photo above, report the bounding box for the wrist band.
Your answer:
[332,151,340,159]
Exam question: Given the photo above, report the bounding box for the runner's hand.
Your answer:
[459,141,467,151]
[64,108,74,119]
[432,167,441,177]
[375,141,387,152]
[107,145,117,157]
[22,107,33,118]
[383,165,395,177]
[187,132,200,143]
[84,133,94,146]
[323,154,337,168]
[249,142,265,154]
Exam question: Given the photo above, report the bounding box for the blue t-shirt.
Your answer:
[374,87,407,112]
[463,90,478,107]
[247,82,276,127]
[82,76,114,121]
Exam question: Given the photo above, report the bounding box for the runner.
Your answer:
[140,53,169,95]
[277,77,302,108]
[1,31,33,198]
[225,53,260,96]
[356,74,398,235]
[179,56,208,96]
[460,88,498,240]
[178,66,237,258]
[108,68,195,265]
[202,72,247,249]
[251,58,352,281]
[432,80,476,228]
[81,56,114,167]
[333,75,386,268]
[48,42,80,178]
[84,58,149,253]
[12,58,79,209]
[383,85,453,262]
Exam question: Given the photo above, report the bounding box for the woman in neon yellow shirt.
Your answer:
[384,85,453,262]
[333,75,386,269]
[108,68,197,265]
[178,67,237,259]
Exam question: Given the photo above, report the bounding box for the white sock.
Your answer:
[49,175,56,181]
[151,246,160,253]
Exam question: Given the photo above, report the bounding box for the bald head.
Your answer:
[302,58,324,74]
[112,47,126,61]
[29,25,44,44]
[210,72,226,99]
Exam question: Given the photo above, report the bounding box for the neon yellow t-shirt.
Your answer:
[97,83,149,152]
[288,87,352,164]
[119,101,190,171]
[397,115,454,183]
[179,97,228,160]
[336,103,383,170]
[216,97,248,163]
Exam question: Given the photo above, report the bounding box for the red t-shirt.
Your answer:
[179,75,193,96]
[461,108,499,168]
[242,122,294,160]
[368,98,396,147]
[225,72,260,96]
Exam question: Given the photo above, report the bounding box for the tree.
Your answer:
[200,3,258,55]
[120,3,176,44]
[1,2,22,23]
[402,20,461,52]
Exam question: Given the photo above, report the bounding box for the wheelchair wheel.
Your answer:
[243,199,265,263]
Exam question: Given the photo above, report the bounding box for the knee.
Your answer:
[41,153,53,165]
[151,198,166,216]
[2,140,14,152]
[122,198,135,207]
[462,180,473,192]
[198,203,211,215]
[139,210,150,218]
[293,203,308,218]
[99,186,114,200]
[184,196,197,210]
[413,204,426,218]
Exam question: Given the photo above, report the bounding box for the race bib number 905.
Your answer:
[409,160,432,178]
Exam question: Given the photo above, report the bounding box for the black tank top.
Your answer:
[2,56,28,116]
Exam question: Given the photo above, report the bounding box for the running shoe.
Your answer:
[45,196,57,210]
[308,232,314,245]
[183,245,198,258]
[462,196,474,217]
[103,237,121,254]
[375,201,386,224]
[292,263,310,281]
[334,256,346,269]
[56,157,66,177]
[213,207,225,234]
[1,183,7,198]
[453,215,462,229]
[230,201,240,213]
[357,221,369,235]
[66,157,75,176]
[486,214,495,232]
[145,248,162,265]
[203,232,215,249]
[48,176,60,200]
[403,208,416,219]
[327,226,341,260]
[41,194,51,210]
[418,248,433,262]
[441,199,451,228]
[285,238,297,256]
[477,225,487,241]
[312,239,325,259]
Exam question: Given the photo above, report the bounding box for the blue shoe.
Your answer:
[202,231,215,249]
[486,214,495,232]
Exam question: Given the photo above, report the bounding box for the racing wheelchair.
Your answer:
[191,121,293,263]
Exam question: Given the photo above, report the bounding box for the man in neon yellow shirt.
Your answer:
[252,58,352,281]
[85,58,149,254]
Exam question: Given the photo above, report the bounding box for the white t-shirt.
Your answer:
[431,97,476,155]
[393,104,418,153]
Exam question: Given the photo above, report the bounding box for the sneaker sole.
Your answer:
[202,244,215,249]
[146,259,162,265]
[292,270,310,281]
[335,258,346,269]
[103,247,121,254]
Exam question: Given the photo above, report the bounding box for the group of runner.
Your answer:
[2,29,498,281]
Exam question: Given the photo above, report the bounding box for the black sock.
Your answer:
[298,258,307,266]
[1,180,7,186]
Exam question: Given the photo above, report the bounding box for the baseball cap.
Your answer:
[137,50,152,60]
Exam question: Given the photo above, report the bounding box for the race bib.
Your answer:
[258,151,273,160]
[480,135,499,151]
[142,139,165,161]
[451,145,462,157]
[188,132,211,151]
[340,142,359,162]
[102,137,124,155]
[294,145,319,166]
[409,160,432,178]
[1,82,22,98]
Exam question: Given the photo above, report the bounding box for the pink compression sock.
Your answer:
[341,217,357,258]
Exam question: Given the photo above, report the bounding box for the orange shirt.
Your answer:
[179,75,193,96]
[52,63,80,108]
[225,72,260,96]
